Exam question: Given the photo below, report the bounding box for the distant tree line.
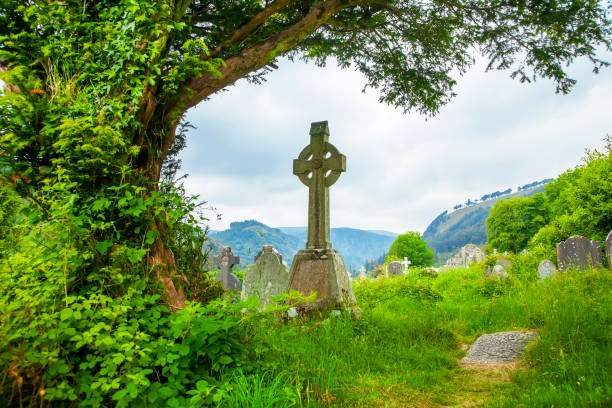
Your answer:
[517,178,554,191]
[364,253,387,271]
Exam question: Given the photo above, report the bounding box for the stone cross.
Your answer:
[215,246,241,290]
[401,257,411,272]
[293,121,346,250]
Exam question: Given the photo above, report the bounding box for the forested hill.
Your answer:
[209,221,397,270]
[423,184,548,263]
[278,227,398,271]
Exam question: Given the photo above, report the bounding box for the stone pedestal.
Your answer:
[289,249,356,309]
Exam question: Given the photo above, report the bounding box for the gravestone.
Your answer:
[358,266,367,279]
[401,257,411,272]
[242,245,290,307]
[606,230,612,269]
[446,244,485,267]
[288,121,356,309]
[556,235,602,271]
[215,246,241,291]
[496,257,512,269]
[388,261,402,276]
[492,264,509,279]
[537,259,557,280]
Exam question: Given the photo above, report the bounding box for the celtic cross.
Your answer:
[293,121,346,250]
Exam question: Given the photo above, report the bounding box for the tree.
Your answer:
[1,0,610,308]
[486,193,549,253]
[388,231,434,267]
[542,137,612,243]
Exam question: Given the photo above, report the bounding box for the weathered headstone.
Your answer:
[215,246,242,291]
[492,264,509,279]
[242,245,289,307]
[446,244,486,267]
[556,235,603,271]
[606,230,612,269]
[537,259,557,280]
[358,266,367,279]
[388,261,402,276]
[401,257,411,272]
[496,257,512,269]
[288,121,356,309]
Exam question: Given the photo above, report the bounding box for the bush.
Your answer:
[0,290,248,407]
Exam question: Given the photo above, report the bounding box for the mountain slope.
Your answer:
[279,227,397,270]
[210,222,397,270]
[209,220,303,267]
[423,185,547,262]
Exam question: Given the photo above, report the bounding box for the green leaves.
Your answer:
[388,231,435,267]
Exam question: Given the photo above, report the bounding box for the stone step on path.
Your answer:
[461,331,539,364]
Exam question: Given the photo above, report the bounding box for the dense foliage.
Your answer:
[387,231,434,267]
[1,0,611,406]
[485,193,549,253]
[486,139,612,258]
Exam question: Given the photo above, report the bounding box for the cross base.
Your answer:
[288,249,356,310]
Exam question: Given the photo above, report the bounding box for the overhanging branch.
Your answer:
[181,0,359,110]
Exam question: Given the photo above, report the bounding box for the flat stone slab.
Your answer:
[462,331,538,363]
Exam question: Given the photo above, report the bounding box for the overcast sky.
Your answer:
[180,54,612,234]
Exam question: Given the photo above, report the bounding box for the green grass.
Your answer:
[238,264,611,407]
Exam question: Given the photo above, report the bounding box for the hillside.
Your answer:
[278,226,397,271]
[209,220,303,268]
[209,221,397,270]
[423,185,546,263]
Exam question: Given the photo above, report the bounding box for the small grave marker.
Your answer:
[537,259,557,280]
[389,261,402,276]
[401,257,411,272]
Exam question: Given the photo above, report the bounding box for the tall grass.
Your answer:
[238,264,611,407]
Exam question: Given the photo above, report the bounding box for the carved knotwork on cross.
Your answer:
[293,121,346,250]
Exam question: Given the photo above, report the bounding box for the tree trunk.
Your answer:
[139,106,187,309]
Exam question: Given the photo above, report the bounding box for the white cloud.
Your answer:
[182,55,612,234]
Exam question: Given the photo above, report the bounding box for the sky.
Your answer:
[180,53,612,235]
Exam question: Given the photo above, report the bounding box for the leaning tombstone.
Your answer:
[288,121,356,310]
[242,245,290,308]
[606,230,612,269]
[556,235,603,271]
[388,261,402,277]
[215,246,242,291]
[537,259,557,280]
